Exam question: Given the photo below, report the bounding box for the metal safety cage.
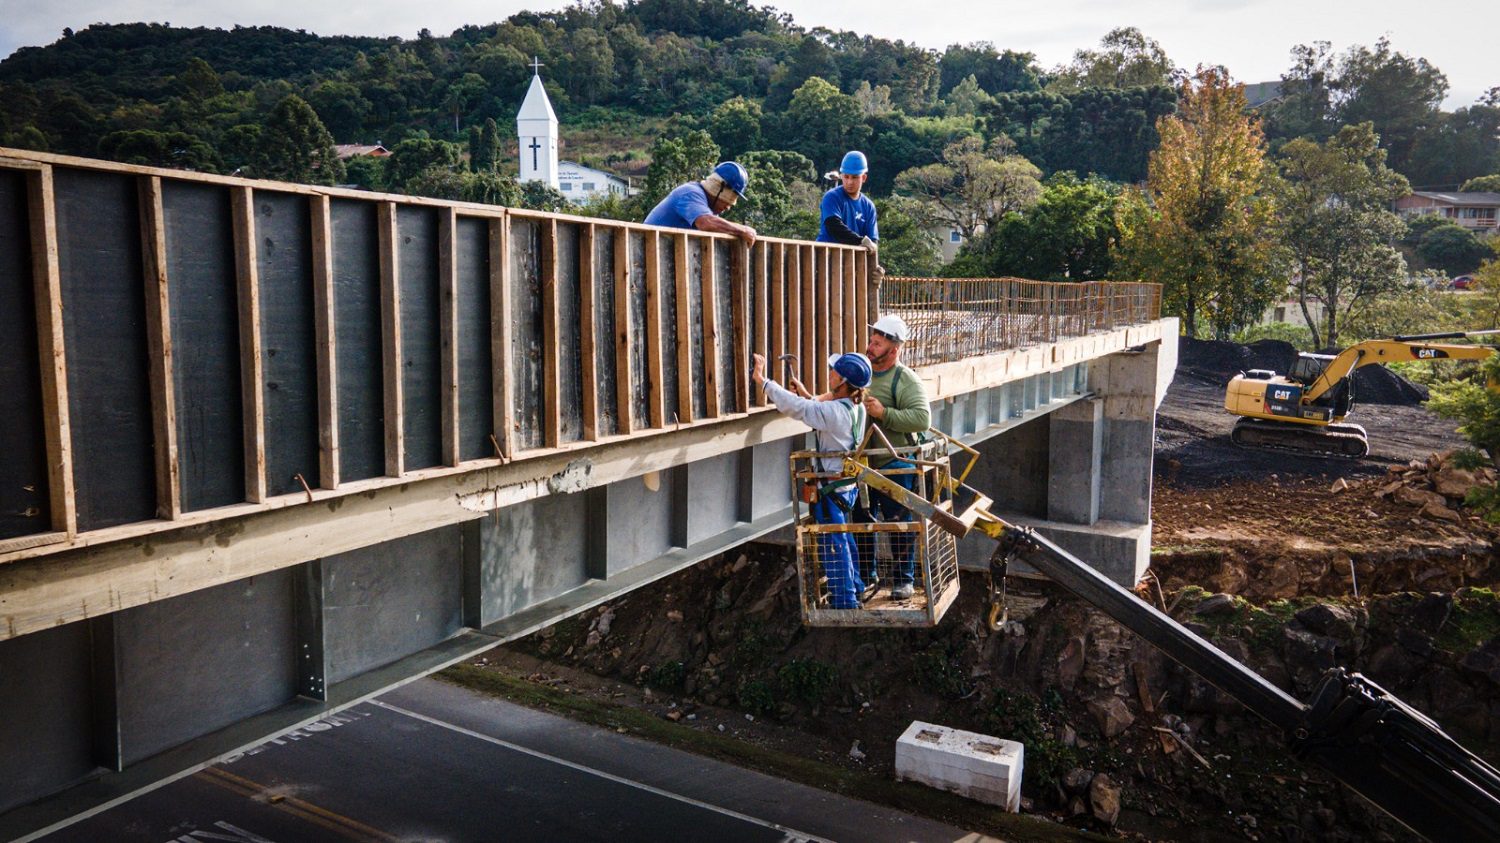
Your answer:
[789,432,963,628]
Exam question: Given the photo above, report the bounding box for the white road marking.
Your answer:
[370,700,833,843]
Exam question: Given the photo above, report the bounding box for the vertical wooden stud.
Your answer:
[24,166,75,535]
[375,200,404,477]
[768,242,785,406]
[613,227,634,435]
[801,244,817,391]
[830,245,844,354]
[732,240,750,414]
[138,176,180,519]
[843,249,857,354]
[232,186,270,500]
[310,195,339,488]
[787,243,801,383]
[818,247,831,392]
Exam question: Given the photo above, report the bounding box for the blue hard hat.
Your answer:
[839,151,868,175]
[713,161,749,197]
[827,352,872,389]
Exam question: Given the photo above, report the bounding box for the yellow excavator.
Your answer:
[1223,331,1499,458]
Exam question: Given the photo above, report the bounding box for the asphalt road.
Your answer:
[39,678,978,843]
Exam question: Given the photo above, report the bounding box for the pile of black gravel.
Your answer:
[1178,337,1426,406]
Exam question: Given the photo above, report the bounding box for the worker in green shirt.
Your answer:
[856,315,931,601]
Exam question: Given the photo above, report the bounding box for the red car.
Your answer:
[1451,275,1474,290]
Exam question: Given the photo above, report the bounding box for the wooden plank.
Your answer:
[644,230,665,429]
[580,223,599,440]
[768,242,784,405]
[801,244,817,390]
[25,166,76,535]
[818,247,831,391]
[732,241,750,414]
[786,243,801,384]
[137,176,181,520]
[829,245,844,355]
[613,228,633,435]
[231,186,269,501]
[376,200,404,477]
[843,249,857,355]
[700,239,719,419]
[540,217,561,448]
[489,216,515,460]
[855,250,869,344]
[673,233,693,425]
[438,207,461,466]
[309,194,339,489]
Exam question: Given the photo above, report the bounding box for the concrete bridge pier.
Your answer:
[958,328,1178,586]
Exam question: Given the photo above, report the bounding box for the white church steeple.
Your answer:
[516,58,559,188]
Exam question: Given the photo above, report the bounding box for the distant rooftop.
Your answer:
[334,144,389,159]
[1410,190,1500,206]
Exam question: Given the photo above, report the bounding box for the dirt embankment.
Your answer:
[460,337,1500,841]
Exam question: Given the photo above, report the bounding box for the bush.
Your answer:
[777,659,837,703]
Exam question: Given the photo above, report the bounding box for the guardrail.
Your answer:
[882,277,1163,367]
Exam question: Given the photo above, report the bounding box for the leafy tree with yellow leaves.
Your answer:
[1114,66,1280,337]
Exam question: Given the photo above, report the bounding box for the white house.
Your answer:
[558,160,632,202]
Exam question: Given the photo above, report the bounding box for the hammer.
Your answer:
[778,354,813,399]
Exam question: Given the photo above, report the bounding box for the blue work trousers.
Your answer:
[812,488,864,609]
[854,461,917,587]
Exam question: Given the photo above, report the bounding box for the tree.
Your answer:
[98,129,220,171]
[1113,67,1280,337]
[950,172,1121,281]
[939,43,1040,95]
[707,96,762,160]
[471,118,501,173]
[895,136,1042,241]
[988,86,1177,183]
[642,127,720,208]
[1461,174,1500,193]
[1048,27,1176,93]
[305,80,372,142]
[441,73,488,136]
[852,81,894,117]
[1272,123,1410,349]
[386,137,462,190]
[735,150,818,238]
[1261,42,1337,144]
[1334,38,1447,175]
[774,77,870,172]
[1417,223,1494,276]
[177,57,224,101]
[943,75,995,118]
[258,95,344,185]
[872,197,942,277]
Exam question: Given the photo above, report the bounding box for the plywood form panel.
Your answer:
[555,222,583,444]
[658,233,681,426]
[593,225,620,438]
[455,216,494,462]
[255,191,320,494]
[712,239,735,415]
[699,239,720,418]
[509,219,544,451]
[160,181,243,513]
[231,186,268,502]
[578,223,599,440]
[397,205,442,471]
[54,168,155,531]
[639,231,662,429]
[613,228,635,435]
[329,200,385,482]
[0,170,51,539]
[438,208,461,467]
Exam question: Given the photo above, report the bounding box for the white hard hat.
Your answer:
[869,315,908,343]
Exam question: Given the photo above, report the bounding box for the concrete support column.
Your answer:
[1095,343,1160,524]
[1047,397,1103,525]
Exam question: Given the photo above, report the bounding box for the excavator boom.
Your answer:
[842,456,1500,841]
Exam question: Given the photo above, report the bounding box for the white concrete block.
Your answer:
[894,721,1024,811]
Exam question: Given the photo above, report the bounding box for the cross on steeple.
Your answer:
[529,137,542,170]
[529,56,545,76]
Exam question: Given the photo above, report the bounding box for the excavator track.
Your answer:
[1230,417,1369,459]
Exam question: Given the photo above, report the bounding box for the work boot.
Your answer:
[860,578,881,604]
[891,583,914,600]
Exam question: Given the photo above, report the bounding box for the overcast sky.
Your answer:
[0,1,1491,108]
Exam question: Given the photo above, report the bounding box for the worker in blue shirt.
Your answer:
[817,151,884,282]
[644,161,757,246]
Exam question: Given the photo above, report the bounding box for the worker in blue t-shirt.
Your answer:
[816,151,885,283]
[644,161,757,246]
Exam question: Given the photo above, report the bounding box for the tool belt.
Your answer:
[802,476,857,513]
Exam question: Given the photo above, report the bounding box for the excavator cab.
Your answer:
[1288,352,1334,384]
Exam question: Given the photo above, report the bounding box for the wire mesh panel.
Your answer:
[791,444,962,628]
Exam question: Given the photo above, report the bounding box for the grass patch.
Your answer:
[1436,587,1500,652]
[439,664,1110,843]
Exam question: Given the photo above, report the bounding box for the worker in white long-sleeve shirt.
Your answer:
[751,351,871,609]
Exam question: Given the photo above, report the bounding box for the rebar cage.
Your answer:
[790,436,963,628]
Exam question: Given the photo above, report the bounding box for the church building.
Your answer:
[515,61,633,204]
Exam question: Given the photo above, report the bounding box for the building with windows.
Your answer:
[1394,191,1500,233]
[558,161,632,202]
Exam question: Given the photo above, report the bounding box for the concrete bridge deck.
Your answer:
[0,148,1171,837]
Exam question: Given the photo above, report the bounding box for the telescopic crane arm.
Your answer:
[841,455,1500,842]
